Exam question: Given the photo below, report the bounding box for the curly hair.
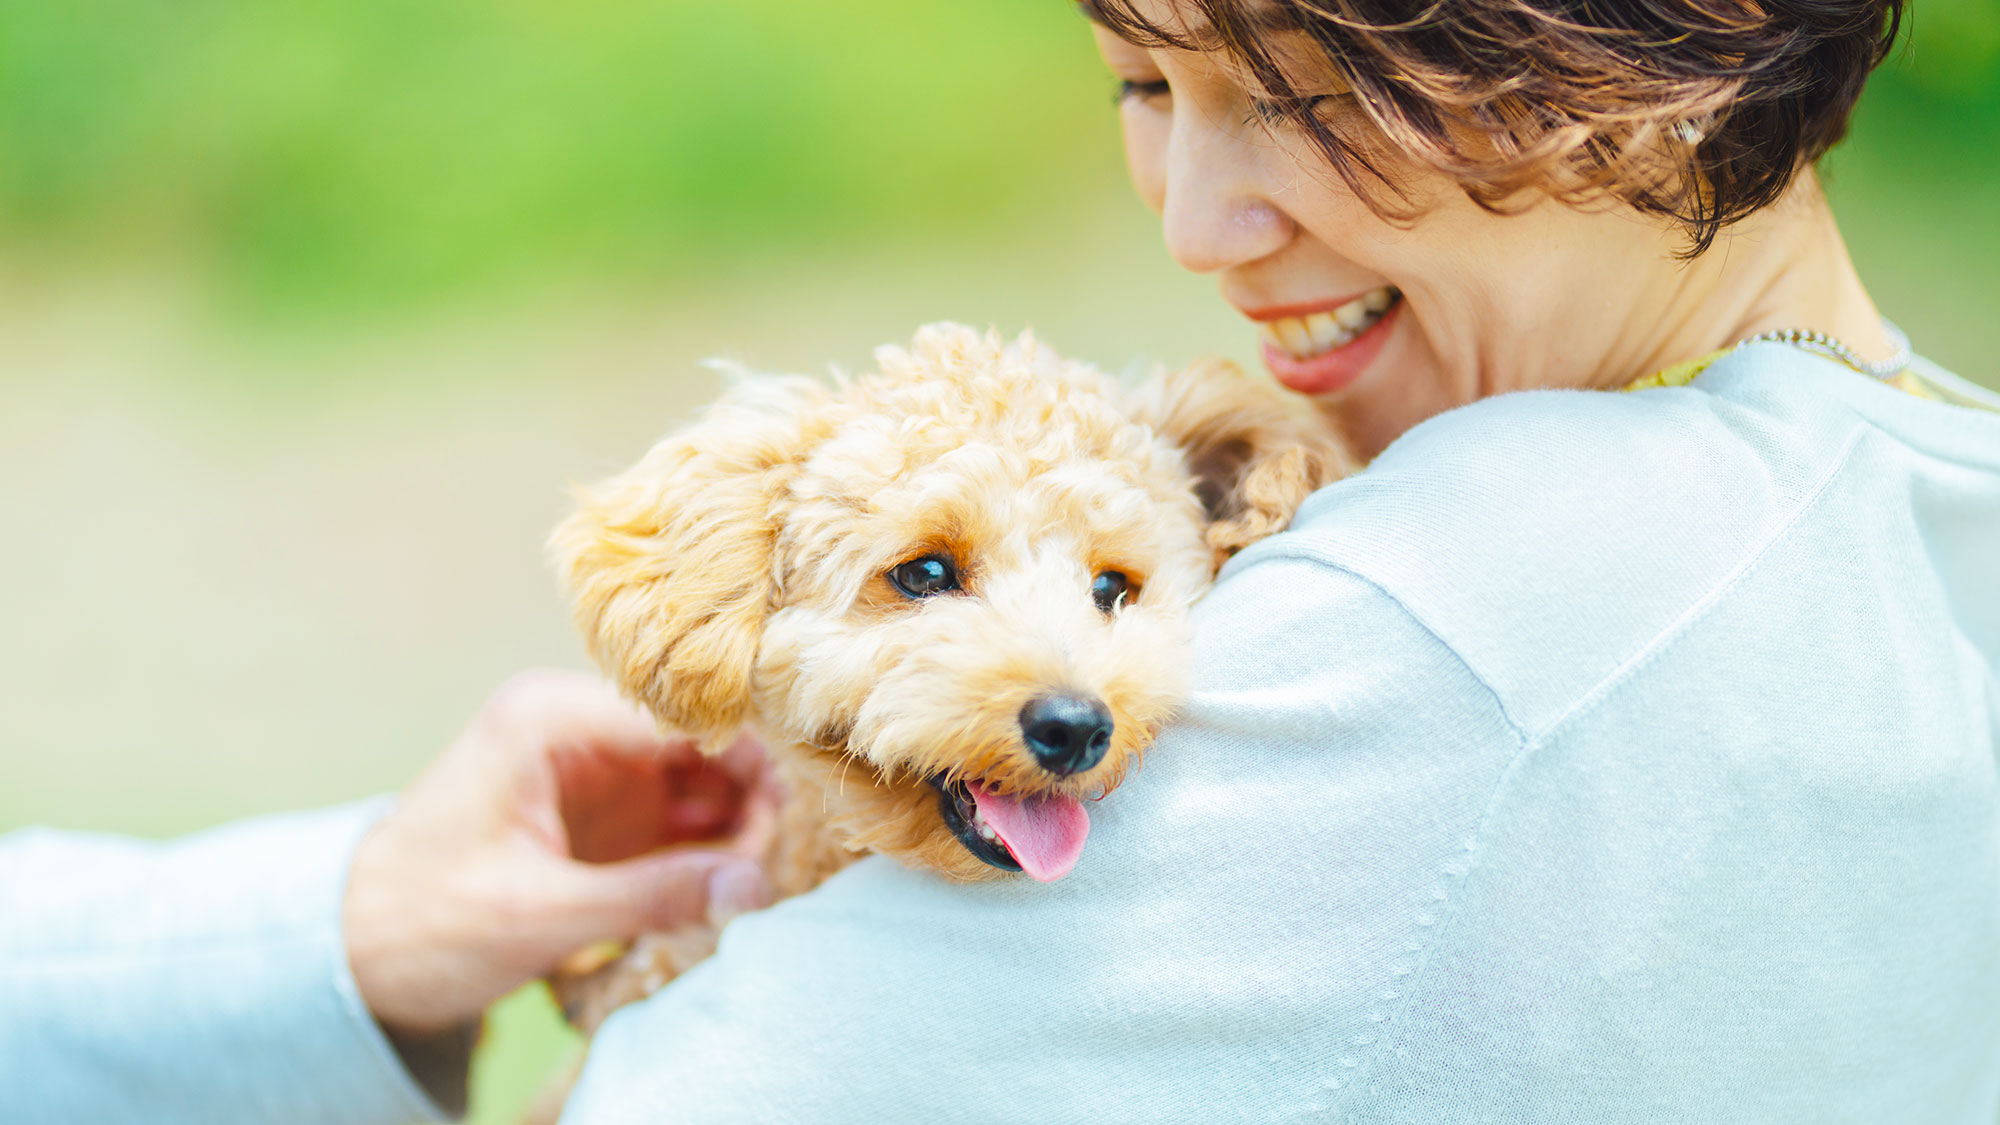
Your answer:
[1081,0,1905,254]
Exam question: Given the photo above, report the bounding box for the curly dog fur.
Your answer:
[544,323,1345,1032]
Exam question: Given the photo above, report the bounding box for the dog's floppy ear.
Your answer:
[1128,358,1351,569]
[549,378,823,747]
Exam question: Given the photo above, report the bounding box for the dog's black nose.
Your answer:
[1020,694,1114,776]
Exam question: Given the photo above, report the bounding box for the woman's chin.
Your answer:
[1260,300,1403,396]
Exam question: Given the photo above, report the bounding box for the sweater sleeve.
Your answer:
[0,801,453,1125]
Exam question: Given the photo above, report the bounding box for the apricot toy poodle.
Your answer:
[545,323,1345,1031]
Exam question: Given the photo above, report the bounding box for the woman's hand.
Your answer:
[344,669,777,1034]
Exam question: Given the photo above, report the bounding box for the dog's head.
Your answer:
[552,324,1343,882]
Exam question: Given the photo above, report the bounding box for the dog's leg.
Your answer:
[547,924,724,1037]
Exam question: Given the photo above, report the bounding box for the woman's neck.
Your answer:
[1613,173,1889,386]
[1315,173,1886,463]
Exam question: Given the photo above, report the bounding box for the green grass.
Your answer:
[1,0,1990,338]
[0,0,1115,317]
[1822,41,2000,381]
[474,986,582,1124]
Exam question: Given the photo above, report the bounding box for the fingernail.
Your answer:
[706,860,773,929]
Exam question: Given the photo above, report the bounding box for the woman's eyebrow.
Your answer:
[1076,1,1309,51]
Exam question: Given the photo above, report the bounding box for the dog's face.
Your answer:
[554,325,1343,882]
[750,338,1212,882]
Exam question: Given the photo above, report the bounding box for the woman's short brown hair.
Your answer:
[1082,0,1904,254]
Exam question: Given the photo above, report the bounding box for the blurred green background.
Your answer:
[2,0,1994,1121]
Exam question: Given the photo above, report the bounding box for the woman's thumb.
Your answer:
[552,851,773,946]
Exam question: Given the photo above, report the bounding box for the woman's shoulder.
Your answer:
[1225,345,2000,737]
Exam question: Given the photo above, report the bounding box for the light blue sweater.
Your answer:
[0,800,447,1124]
[5,344,1997,1123]
[563,345,2000,1122]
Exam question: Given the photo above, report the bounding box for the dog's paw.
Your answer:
[547,925,721,1035]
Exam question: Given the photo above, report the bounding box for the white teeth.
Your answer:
[965,801,1000,842]
[1305,312,1344,352]
[1257,286,1399,361]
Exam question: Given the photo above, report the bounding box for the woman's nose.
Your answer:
[1159,114,1291,275]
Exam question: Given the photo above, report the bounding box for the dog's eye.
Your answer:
[1091,571,1132,615]
[889,555,960,599]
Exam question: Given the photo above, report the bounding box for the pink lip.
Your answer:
[1237,293,1380,322]
[1257,298,1403,395]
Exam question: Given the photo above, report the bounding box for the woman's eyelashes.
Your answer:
[1115,69,1353,124]
[1115,78,1171,105]
[1114,79,1342,129]
[1246,94,1340,127]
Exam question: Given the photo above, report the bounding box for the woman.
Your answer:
[560,0,2000,1121]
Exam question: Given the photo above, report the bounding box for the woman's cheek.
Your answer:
[1120,104,1170,213]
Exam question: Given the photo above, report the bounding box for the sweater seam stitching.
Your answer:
[1226,547,1528,743]
[1234,422,1863,1112]
[1219,548,1528,1115]
[1331,426,1864,1111]
[1532,424,1866,743]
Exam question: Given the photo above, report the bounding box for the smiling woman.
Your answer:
[1084,0,1917,458]
[1087,0,1896,251]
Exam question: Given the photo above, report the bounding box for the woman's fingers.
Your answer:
[350,671,782,1033]
[523,681,774,861]
[558,751,749,862]
[709,729,775,785]
[546,850,773,946]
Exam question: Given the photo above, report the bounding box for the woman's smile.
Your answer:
[1241,286,1403,394]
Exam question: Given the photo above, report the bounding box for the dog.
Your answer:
[543,323,1345,1032]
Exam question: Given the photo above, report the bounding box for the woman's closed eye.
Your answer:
[1115,78,1171,105]
[1246,94,1342,127]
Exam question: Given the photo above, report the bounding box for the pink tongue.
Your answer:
[967,781,1091,882]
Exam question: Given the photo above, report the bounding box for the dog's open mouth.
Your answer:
[931,777,1091,882]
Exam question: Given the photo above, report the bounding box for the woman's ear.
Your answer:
[549,379,821,747]
[1128,359,1352,569]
